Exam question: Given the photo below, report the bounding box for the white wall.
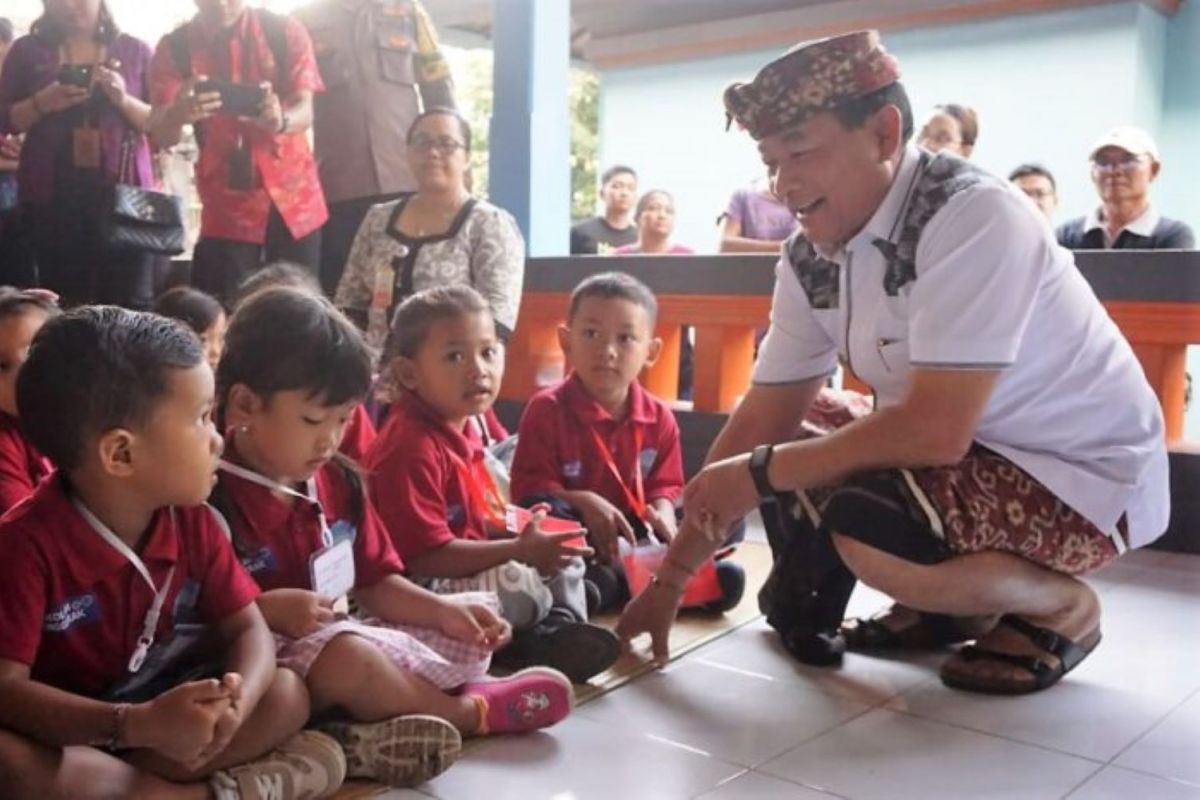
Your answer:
[598,4,1156,254]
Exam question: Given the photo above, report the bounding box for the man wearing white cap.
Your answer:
[1058,127,1194,249]
[617,31,1169,695]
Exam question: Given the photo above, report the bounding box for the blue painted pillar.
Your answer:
[488,0,571,256]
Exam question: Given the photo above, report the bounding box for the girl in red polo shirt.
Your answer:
[0,287,58,514]
[213,287,573,789]
[364,285,621,686]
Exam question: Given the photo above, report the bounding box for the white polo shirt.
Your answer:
[755,143,1169,549]
[1083,204,1162,248]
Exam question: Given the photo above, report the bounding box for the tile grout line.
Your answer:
[883,706,1108,766]
[1101,684,1200,770]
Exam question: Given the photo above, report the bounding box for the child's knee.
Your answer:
[254,667,310,735]
[307,633,386,696]
[492,561,553,630]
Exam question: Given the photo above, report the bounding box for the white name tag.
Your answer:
[309,539,355,600]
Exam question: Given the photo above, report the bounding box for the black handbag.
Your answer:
[102,135,187,256]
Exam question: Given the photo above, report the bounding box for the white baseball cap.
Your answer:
[1089,126,1160,163]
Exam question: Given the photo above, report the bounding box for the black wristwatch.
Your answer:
[748,444,778,503]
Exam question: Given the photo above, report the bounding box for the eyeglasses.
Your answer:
[410,135,466,155]
[1091,155,1147,174]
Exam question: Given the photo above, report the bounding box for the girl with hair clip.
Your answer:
[212,287,573,789]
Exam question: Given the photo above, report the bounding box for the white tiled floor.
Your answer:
[381,551,1200,800]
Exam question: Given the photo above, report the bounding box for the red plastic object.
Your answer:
[621,543,723,607]
[506,505,588,549]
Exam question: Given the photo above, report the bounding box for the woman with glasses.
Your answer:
[1056,126,1194,250]
[335,107,525,352]
[0,0,157,307]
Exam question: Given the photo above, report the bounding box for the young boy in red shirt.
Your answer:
[0,307,346,800]
[366,286,621,684]
[0,288,57,514]
[510,272,745,613]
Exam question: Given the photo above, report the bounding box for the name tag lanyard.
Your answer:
[589,426,647,521]
[72,497,177,674]
[217,459,333,547]
[445,450,506,530]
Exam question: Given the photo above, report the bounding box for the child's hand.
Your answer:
[574,492,637,563]
[126,679,231,767]
[262,589,336,639]
[196,672,245,765]
[437,602,512,650]
[514,510,594,574]
[645,500,678,543]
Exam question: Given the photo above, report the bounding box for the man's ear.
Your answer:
[871,104,904,163]
[96,428,137,478]
[644,335,663,369]
[224,384,263,430]
[1149,160,1162,181]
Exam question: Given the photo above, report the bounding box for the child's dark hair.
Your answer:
[384,285,491,362]
[153,287,223,336]
[568,272,658,325]
[234,262,321,309]
[17,306,203,471]
[218,287,372,412]
[0,287,61,322]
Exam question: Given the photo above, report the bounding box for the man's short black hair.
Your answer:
[0,18,15,44]
[569,271,658,325]
[17,306,204,472]
[601,165,637,187]
[831,82,915,144]
[1008,163,1057,192]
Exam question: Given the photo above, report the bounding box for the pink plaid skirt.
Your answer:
[274,592,497,690]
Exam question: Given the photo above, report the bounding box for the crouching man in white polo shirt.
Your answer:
[617,31,1169,695]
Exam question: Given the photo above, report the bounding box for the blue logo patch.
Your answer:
[446,503,465,527]
[240,546,278,577]
[563,461,583,480]
[172,579,202,623]
[639,448,659,474]
[328,519,358,545]
[44,594,99,633]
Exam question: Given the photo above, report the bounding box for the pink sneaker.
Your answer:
[462,667,573,735]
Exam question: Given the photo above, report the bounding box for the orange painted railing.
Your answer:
[503,254,1200,444]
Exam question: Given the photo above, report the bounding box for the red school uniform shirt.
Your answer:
[365,394,494,563]
[0,412,52,515]
[510,373,685,514]
[214,446,404,593]
[339,402,378,464]
[149,10,328,244]
[0,477,259,699]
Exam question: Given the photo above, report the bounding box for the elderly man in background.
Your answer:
[296,0,456,296]
[617,31,1168,696]
[1057,127,1194,250]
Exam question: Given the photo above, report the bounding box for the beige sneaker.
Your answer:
[209,730,347,800]
[320,714,462,787]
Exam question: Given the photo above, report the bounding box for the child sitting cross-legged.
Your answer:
[0,287,59,514]
[510,272,746,614]
[0,306,345,800]
[212,287,573,788]
[365,286,621,684]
